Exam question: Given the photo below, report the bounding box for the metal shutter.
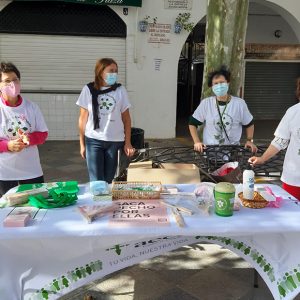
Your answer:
[0,2,126,38]
[0,33,126,92]
[244,61,300,120]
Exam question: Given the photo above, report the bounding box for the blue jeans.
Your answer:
[85,136,124,183]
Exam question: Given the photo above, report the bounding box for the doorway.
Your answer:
[176,22,206,137]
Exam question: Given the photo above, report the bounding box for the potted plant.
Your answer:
[139,16,157,32]
[139,15,150,32]
[174,13,194,34]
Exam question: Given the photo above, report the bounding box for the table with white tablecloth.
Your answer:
[0,184,300,300]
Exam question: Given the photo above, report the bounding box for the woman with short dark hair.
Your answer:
[188,65,257,153]
[0,62,48,196]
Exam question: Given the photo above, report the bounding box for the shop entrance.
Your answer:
[176,22,205,137]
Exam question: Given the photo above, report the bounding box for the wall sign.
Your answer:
[154,58,162,71]
[245,44,300,60]
[15,0,142,7]
[164,0,192,10]
[148,23,171,44]
[189,43,300,60]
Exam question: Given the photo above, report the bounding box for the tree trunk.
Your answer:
[201,0,249,98]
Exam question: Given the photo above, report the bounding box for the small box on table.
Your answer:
[127,163,200,184]
[3,214,31,227]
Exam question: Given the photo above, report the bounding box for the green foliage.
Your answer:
[139,15,157,32]
[142,15,150,23]
[175,13,194,32]
[142,15,157,24]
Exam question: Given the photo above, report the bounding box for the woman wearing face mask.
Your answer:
[76,58,135,183]
[0,62,48,196]
[188,66,257,153]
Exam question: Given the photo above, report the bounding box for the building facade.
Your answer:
[0,0,300,140]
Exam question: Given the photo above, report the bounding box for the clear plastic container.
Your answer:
[89,181,110,196]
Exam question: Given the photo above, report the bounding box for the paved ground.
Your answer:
[36,125,290,300]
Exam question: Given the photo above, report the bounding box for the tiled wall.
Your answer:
[23,93,79,140]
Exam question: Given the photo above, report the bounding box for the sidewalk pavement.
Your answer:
[37,135,292,300]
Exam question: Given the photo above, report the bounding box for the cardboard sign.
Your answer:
[109,200,169,227]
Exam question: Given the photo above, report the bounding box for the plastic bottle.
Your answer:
[243,164,255,200]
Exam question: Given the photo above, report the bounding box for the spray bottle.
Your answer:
[243,163,255,200]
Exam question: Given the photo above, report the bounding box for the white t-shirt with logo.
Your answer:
[0,98,48,180]
[76,85,131,141]
[274,103,300,186]
[192,96,253,145]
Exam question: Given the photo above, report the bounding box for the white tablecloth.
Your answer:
[0,184,300,300]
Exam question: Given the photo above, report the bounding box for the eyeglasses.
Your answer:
[0,78,20,86]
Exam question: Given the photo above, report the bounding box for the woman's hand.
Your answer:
[124,143,135,157]
[17,129,30,146]
[193,142,206,152]
[248,156,265,166]
[249,144,279,167]
[80,145,86,159]
[7,139,27,152]
[244,141,258,153]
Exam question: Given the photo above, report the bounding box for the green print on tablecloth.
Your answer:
[195,236,275,282]
[115,244,122,255]
[106,243,126,255]
[29,260,103,300]
[277,266,300,299]
[28,236,300,300]
[196,236,300,299]
[75,267,82,279]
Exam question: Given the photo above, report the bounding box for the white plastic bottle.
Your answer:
[243,167,255,200]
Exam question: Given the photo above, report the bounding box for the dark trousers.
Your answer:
[85,136,124,183]
[0,176,44,197]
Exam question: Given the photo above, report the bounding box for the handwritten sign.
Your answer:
[164,0,192,10]
[109,200,169,227]
[148,23,171,44]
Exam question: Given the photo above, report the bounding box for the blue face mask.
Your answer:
[212,82,229,97]
[104,73,117,86]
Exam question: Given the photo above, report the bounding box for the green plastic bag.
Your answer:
[20,181,79,209]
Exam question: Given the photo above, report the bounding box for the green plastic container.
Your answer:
[214,182,235,217]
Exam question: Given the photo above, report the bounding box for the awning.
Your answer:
[15,0,142,7]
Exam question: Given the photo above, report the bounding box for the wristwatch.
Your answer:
[247,138,254,143]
